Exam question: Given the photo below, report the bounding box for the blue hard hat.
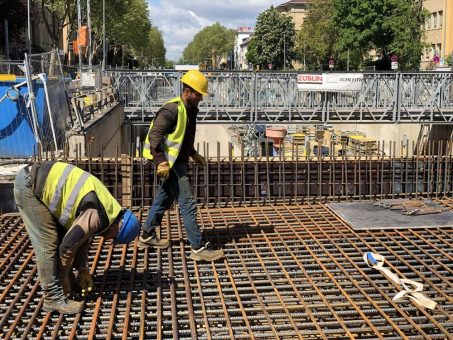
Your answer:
[114,209,141,244]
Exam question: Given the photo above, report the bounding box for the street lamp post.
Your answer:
[87,0,92,67]
[27,0,31,55]
[102,0,106,71]
[347,48,350,71]
[303,44,306,71]
[283,32,286,71]
[77,0,82,74]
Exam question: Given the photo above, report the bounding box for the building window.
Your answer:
[438,11,443,27]
[426,16,431,29]
[437,43,442,56]
[433,12,437,28]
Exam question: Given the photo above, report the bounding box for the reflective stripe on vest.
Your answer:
[48,164,75,213]
[41,162,122,229]
[142,97,187,168]
[59,171,90,225]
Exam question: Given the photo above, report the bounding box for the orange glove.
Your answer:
[157,161,170,179]
[191,153,207,167]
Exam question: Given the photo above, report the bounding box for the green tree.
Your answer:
[332,0,427,70]
[386,0,427,69]
[295,0,336,70]
[246,6,296,70]
[37,0,152,65]
[89,0,151,64]
[136,27,166,68]
[183,22,235,67]
[39,0,76,49]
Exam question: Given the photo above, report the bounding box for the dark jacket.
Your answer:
[148,101,198,165]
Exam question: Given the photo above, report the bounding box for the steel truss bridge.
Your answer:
[107,70,453,124]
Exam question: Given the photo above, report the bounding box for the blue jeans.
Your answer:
[14,166,65,302]
[144,160,202,248]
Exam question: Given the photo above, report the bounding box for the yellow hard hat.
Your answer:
[180,70,208,95]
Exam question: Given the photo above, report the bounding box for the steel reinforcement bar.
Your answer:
[0,199,452,338]
[33,139,453,208]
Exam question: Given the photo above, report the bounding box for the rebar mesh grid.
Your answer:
[0,201,452,339]
[35,139,453,208]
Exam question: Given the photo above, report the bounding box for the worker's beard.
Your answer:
[186,94,201,108]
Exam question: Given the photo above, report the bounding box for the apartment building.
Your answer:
[234,26,254,70]
[276,0,312,32]
[421,0,453,69]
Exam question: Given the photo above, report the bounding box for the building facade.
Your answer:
[276,0,312,70]
[234,26,254,70]
[421,0,453,69]
[276,0,312,32]
[233,1,312,70]
[0,1,63,60]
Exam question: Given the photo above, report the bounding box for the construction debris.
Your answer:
[375,199,451,215]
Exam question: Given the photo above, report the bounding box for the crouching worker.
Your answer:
[14,161,141,315]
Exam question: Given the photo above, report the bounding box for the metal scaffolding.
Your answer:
[107,70,453,124]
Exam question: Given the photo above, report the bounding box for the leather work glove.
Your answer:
[156,161,170,180]
[78,268,93,297]
[62,275,71,296]
[191,152,207,167]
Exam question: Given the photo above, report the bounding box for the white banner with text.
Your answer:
[297,73,364,91]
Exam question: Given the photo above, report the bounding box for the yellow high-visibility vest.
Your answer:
[40,162,121,230]
[142,97,187,168]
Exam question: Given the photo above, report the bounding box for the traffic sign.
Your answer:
[328,58,335,70]
[268,63,273,70]
[391,55,398,62]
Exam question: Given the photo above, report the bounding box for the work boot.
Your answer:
[43,298,83,314]
[189,242,224,261]
[137,231,170,249]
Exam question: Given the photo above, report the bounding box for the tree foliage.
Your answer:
[332,0,427,70]
[29,0,152,65]
[246,6,296,70]
[40,0,76,49]
[293,0,428,70]
[295,0,336,70]
[135,27,166,68]
[183,23,235,67]
[385,0,427,69]
[85,0,151,64]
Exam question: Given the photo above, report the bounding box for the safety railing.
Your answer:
[107,70,453,124]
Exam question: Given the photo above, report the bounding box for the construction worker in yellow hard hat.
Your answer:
[141,69,224,261]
